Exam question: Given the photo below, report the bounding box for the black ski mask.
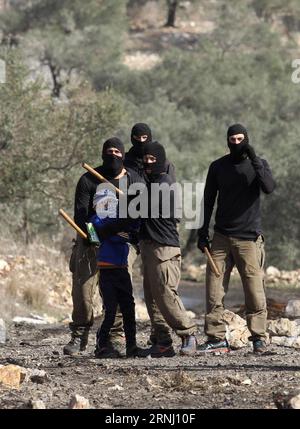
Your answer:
[227,123,249,162]
[143,141,166,180]
[131,123,152,158]
[101,137,125,179]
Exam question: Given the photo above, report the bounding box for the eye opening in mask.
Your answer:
[143,154,156,163]
[106,147,123,157]
[228,134,245,144]
[133,134,148,143]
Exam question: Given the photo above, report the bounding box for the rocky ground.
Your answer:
[0,319,300,410]
[1,248,300,409]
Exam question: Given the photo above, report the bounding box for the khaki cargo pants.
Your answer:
[69,235,137,338]
[140,240,196,345]
[205,231,267,341]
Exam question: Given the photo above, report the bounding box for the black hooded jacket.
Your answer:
[198,154,276,240]
[139,173,180,247]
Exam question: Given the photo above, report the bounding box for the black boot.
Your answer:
[126,344,147,358]
[63,326,89,356]
[94,342,124,359]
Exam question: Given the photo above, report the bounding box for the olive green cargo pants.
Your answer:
[69,235,137,338]
[205,232,267,341]
[140,240,196,345]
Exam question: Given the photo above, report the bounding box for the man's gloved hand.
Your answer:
[245,144,257,161]
[197,235,210,253]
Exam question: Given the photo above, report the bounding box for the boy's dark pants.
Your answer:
[96,268,136,348]
[69,236,137,339]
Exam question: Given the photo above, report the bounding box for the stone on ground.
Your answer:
[69,394,90,409]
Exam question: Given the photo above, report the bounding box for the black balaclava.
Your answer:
[101,137,125,179]
[143,141,166,180]
[227,123,248,162]
[131,123,152,158]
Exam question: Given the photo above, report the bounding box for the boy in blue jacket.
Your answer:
[90,138,145,358]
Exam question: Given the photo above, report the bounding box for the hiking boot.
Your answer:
[253,339,267,354]
[63,327,89,356]
[94,344,123,359]
[180,334,197,356]
[149,343,176,358]
[126,345,147,358]
[147,334,157,346]
[196,339,230,354]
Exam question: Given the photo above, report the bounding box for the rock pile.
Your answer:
[266,266,300,286]
[222,310,251,349]
[268,316,300,349]
[221,309,300,350]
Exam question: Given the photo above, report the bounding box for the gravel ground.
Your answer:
[1,318,300,410]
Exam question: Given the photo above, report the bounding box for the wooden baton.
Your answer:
[204,247,221,277]
[82,162,124,195]
[59,209,88,240]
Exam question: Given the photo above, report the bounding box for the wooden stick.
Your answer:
[59,209,88,240]
[82,162,124,195]
[204,247,221,277]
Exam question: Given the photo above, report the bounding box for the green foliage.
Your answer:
[0,0,299,268]
[0,49,125,242]
[251,0,300,19]
[0,0,127,95]
[108,2,300,268]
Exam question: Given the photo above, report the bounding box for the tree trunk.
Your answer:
[48,62,62,98]
[165,0,179,27]
[22,198,30,245]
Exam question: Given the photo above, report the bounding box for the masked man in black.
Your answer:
[197,124,276,354]
[125,123,176,182]
[139,141,198,357]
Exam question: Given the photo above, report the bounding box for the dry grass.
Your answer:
[0,279,48,321]
[0,289,16,321]
[22,284,47,309]
[1,236,67,271]
[157,371,242,395]
[160,370,205,392]
[0,237,72,321]
[5,274,19,300]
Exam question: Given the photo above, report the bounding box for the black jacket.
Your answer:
[140,173,180,247]
[198,154,276,240]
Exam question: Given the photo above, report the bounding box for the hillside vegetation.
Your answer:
[0,0,299,268]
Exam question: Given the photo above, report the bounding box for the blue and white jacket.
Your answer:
[90,184,140,268]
